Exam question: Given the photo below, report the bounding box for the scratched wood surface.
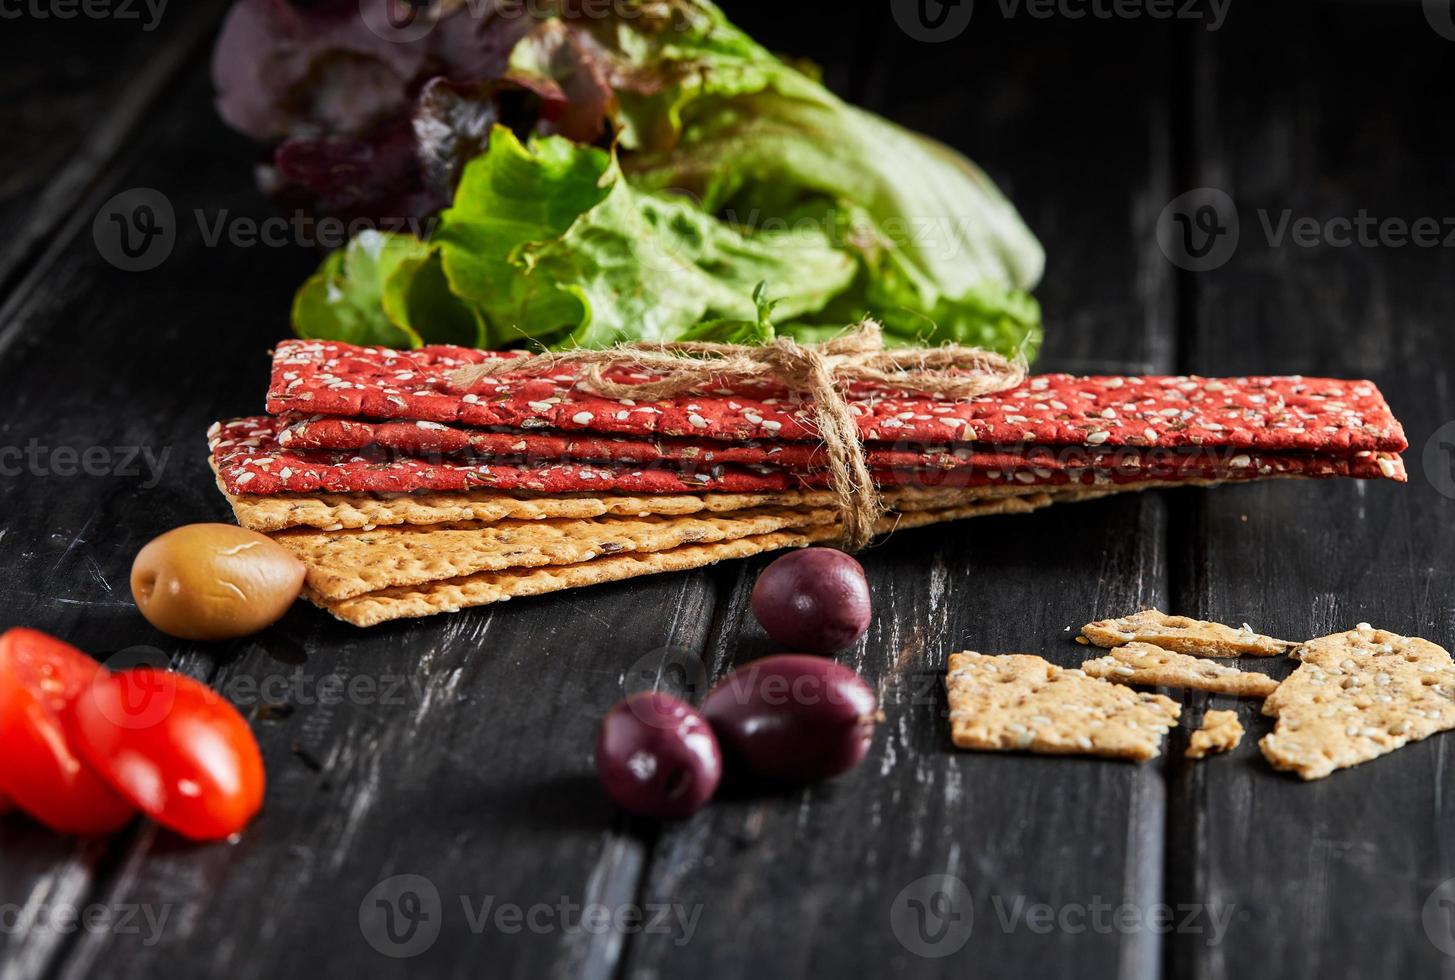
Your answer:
[0,3,1447,980]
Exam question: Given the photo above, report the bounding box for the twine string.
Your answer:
[447,321,1027,551]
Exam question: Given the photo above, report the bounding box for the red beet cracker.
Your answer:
[274,413,1405,485]
[266,340,1407,453]
[211,417,1404,497]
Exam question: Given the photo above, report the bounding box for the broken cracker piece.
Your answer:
[1186,710,1244,759]
[1081,642,1279,698]
[1081,609,1292,658]
[945,652,1181,762]
[1259,626,1455,780]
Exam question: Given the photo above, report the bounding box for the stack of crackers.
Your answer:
[207,340,1408,627]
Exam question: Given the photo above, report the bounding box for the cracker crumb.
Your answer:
[1187,710,1243,759]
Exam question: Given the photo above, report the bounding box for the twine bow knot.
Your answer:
[448,321,1026,551]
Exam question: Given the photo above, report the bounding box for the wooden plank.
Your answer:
[621,12,1179,979]
[1164,6,1455,978]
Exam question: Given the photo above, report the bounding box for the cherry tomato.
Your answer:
[0,628,135,835]
[0,790,13,814]
[69,668,265,842]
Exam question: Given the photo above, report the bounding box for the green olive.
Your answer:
[131,524,305,641]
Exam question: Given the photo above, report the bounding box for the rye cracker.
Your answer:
[281,506,846,601]
[1187,710,1244,759]
[1081,610,1293,658]
[944,652,1181,762]
[304,497,1054,627]
[216,468,1054,533]
[1259,625,1455,780]
[1080,642,1280,697]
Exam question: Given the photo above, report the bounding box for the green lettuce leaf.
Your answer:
[291,230,486,348]
[291,231,431,348]
[297,127,858,349]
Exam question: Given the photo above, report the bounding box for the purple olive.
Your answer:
[701,655,880,782]
[751,548,872,654]
[595,693,722,819]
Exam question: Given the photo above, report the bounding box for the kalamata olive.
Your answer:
[751,548,872,653]
[131,524,305,641]
[595,693,722,819]
[701,655,880,781]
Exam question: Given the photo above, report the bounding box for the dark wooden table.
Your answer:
[2,2,1454,977]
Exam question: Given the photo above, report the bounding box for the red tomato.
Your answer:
[69,668,265,841]
[0,790,12,814]
[0,628,135,835]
